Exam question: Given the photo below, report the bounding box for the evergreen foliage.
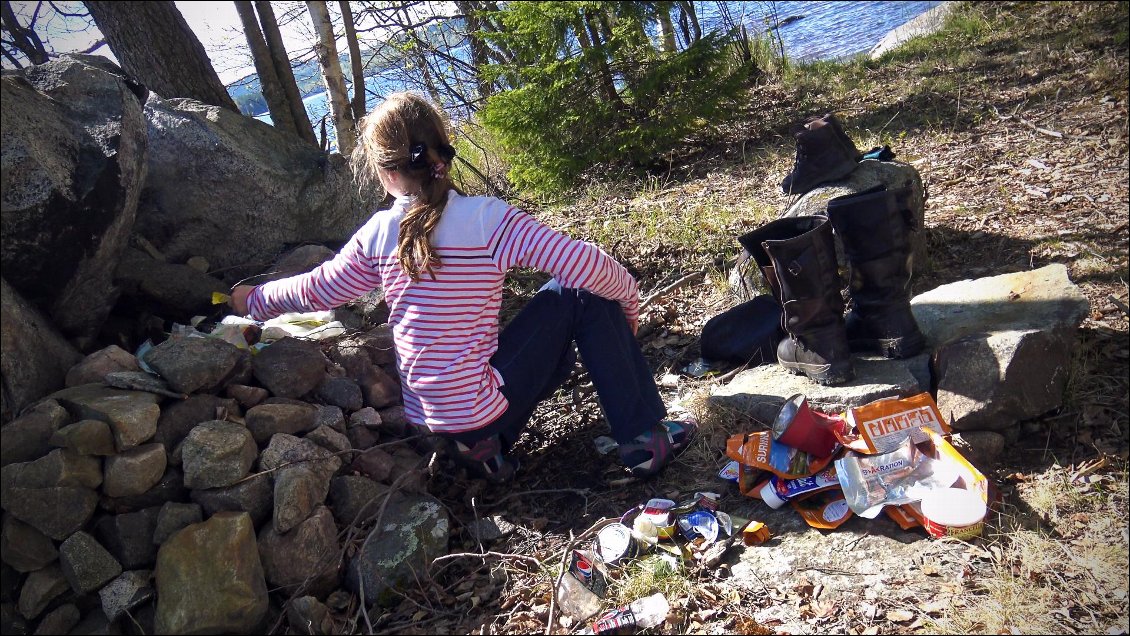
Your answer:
[478,1,754,194]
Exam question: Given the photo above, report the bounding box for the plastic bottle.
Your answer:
[759,466,840,509]
[556,572,602,622]
[586,593,670,634]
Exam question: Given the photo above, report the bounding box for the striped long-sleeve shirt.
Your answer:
[247,191,640,435]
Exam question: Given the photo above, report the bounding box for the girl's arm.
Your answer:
[242,235,382,320]
[491,209,640,325]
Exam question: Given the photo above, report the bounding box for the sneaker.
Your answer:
[618,419,699,479]
[451,435,519,484]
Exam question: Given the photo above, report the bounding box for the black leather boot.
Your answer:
[780,114,860,195]
[827,185,926,359]
[739,217,855,385]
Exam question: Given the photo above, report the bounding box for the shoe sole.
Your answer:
[781,361,855,386]
[849,332,927,359]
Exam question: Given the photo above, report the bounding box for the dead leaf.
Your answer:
[886,609,915,622]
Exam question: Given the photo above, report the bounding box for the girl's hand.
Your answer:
[229,285,254,316]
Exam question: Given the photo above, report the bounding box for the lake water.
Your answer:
[273,1,942,149]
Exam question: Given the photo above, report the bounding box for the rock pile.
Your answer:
[1,327,449,634]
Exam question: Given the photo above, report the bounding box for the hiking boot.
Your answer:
[780,114,861,195]
[827,185,926,359]
[739,217,854,385]
[449,434,519,484]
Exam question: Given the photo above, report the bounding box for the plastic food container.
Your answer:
[920,487,987,540]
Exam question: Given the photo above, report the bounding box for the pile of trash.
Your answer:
[555,491,757,633]
[721,392,996,538]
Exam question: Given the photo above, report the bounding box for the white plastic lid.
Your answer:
[760,482,788,509]
[920,487,986,526]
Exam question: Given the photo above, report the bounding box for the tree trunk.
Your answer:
[85,0,237,110]
[338,0,366,120]
[2,0,49,65]
[255,0,317,146]
[579,9,621,110]
[306,0,356,155]
[234,1,299,134]
[678,1,702,42]
[455,0,494,98]
[656,4,677,53]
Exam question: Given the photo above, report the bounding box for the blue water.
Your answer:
[272,1,941,150]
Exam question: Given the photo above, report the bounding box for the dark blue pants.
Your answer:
[449,280,665,451]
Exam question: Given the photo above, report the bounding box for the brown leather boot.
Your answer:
[780,114,860,195]
[827,185,926,359]
[739,217,854,385]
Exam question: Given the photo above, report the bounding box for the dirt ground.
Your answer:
[337,3,1128,634]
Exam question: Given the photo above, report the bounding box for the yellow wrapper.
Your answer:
[212,292,231,305]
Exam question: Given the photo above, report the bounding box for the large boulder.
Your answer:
[154,512,268,635]
[143,337,246,395]
[1,55,148,342]
[0,279,83,425]
[911,264,1090,430]
[136,94,365,281]
[344,493,449,606]
[114,249,229,318]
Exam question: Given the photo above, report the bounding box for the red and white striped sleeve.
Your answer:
[246,235,382,320]
[490,209,640,323]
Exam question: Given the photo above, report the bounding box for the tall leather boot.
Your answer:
[827,185,926,359]
[780,114,860,195]
[738,216,855,385]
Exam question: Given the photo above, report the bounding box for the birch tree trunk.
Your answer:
[656,4,678,53]
[338,0,366,120]
[234,1,299,135]
[256,0,317,146]
[306,0,356,155]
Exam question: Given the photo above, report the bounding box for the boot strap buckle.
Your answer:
[787,261,802,276]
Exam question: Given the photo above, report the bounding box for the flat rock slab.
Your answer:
[709,354,929,423]
[727,498,968,634]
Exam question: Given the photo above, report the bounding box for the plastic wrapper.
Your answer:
[834,437,960,518]
[725,431,835,481]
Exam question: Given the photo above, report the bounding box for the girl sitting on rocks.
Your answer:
[231,92,695,483]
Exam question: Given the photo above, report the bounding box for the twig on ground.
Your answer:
[1108,294,1129,316]
[641,270,706,309]
[232,435,424,485]
[432,551,544,569]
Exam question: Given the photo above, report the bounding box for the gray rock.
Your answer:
[286,596,334,635]
[152,502,203,546]
[389,447,428,494]
[92,508,160,570]
[99,467,186,514]
[346,423,380,452]
[258,506,341,597]
[259,434,341,482]
[348,447,395,483]
[0,449,102,492]
[252,338,327,399]
[114,249,228,316]
[357,366,400,409]
[951,430,1006,469]
[31,603,79,635]
[327,476,395,527]
[180,421,257,490]
[273,466,329,534]
[190,473,272,528]
[0,280,83,424]
[143,338,246,395]
[1,56,148,343]
[315,377,363,412]
[49,420,116,457]
[2,487,97,541]
[344,494,449,606]
[65,608,122,635]
[468,515,517,544]
[153,512,267,635]
[102,444,166,498]
[377,405,409,437]
[136,94,364,284]
[305,425,351,456]
[313,405,346,434]
[267,245,335,281]
[912,264,1090,430]
[225,384,268,409]
[65,347,140,389]
[153,394,240,451]
[102,371,176,396]
[1,401,70,466]
[0,516,58,573]
[186,256,210,272]
[98,570,153,622]
[709,354,928,424]
[17,563,70,620]
[349,407,381,430]
[49,384,161,452]
[59,532,122,595]
[245,403,317,446]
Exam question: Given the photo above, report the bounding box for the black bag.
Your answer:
[699,295,783,365]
